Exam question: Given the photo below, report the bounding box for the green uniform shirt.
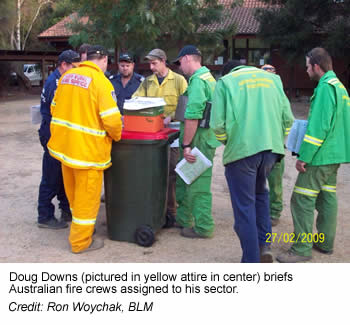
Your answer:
[210,65,294,165]
[298,71,350,165]
[182,66,221,148]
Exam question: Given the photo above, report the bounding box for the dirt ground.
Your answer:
[0,91,349,263]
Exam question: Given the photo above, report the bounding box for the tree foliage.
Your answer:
[0,0,16,49]
[68,0,235,59]
[0,0,78,50]
[255,0,350,62]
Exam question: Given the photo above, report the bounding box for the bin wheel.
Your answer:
[135,225,155,247]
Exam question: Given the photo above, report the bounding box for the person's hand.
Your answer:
[163,116,171,127]
[183,147,196,163]
[296,160,307,173]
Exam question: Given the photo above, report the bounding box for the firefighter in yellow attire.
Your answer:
[48,45,123,254]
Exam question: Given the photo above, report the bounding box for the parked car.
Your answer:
[23,64,42,86]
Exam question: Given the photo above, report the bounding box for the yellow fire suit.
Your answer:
[48,61,122,253]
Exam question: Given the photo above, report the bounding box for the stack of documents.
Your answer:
[175,147,212,185]
[286,119,308,153]
[124,97,166,110]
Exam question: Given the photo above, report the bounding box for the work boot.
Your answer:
[73,238,104,254]
[61,210,72,222]
[276,250,312,263]
[313,244,333,255]
[38,217,68,229]
[163,212,176,228]
[181,227,209,239]
[271,217,280,227]
[260,246,273,263]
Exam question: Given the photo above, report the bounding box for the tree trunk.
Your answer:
[16,0,21,50]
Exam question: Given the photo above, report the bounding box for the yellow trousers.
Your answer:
[61,165,103,253]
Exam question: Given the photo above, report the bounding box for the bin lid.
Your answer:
[121,128,178,140]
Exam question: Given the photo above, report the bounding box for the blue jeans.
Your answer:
[225,151,279,263]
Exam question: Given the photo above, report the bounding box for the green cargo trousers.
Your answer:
[175,129,216,237]
[290,164,340,256]
[268,158,285,219]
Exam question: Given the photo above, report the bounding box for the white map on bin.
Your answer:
[175,147,212,185]
[124,97,166,110]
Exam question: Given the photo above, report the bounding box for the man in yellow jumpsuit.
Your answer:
[48,45,123,254]
[133,49,187,227]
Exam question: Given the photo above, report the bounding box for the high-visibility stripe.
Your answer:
[72,216,96,225]
[48,147,111,169]
[303,139,322,147]
[303,134,323,147]
[327,78,339,85]
[51,117,106,137]
[321,185,336,192]
[215,133,227,140]
[294,186,319,197]
[200,72,214,80]
[231,68,262,78]
[285,127,291,135]
[304,134,324,143]
[343,95,350,101]
[100,107,119,118]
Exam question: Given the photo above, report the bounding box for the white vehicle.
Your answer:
[23,64,42,86]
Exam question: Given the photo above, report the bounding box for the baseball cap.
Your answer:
[145,49,167,61]
[58,50,80,64]
[119,53,134,63]
[173,45,202,64]
[261,64,276,73]
[87,45,108,57]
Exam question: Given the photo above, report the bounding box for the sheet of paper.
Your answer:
[175,147,212,185]
[124,97,166,110]
[286,119,308,153]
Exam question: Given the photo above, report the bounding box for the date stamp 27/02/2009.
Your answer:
[265,232,325,244]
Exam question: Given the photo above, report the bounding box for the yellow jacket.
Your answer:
[133,69,187,118]
[48,61,122,170]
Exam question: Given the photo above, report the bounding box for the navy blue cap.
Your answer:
[119,53,134,63]
[58,50,80,63]
[87,45,108,57]
[173,45,202,63]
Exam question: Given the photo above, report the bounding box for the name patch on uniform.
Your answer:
[61,74,92,89]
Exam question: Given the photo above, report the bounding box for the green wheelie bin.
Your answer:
[104,128,179,247]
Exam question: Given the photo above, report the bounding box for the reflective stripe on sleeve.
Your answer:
[303,134,324,147]
[293,186,319,197]
[327,78,339,85]
[100,107,119,118]
[215,133,227,141]
[51,117,106,137]
[72,217,96,226]
[48,147,111,169]
[321,185,336,193]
